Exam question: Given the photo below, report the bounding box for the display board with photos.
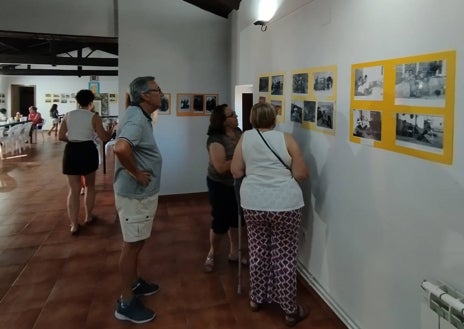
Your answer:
[350,50,455,164]
[176,93,218,116]
[258,72,285,123]
[290,65,337,135]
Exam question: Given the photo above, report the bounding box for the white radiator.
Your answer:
[421,280,464,329]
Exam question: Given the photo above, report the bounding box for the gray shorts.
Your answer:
[115,193,159,242]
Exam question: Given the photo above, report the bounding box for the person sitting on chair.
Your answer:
[27,106,43,143]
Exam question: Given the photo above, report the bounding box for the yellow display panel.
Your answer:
[291,65,337,135]
[349,50,455,164]
[258,71,286,123]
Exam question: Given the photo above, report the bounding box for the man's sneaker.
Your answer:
[114,297,156,324]
[132,278,160,297]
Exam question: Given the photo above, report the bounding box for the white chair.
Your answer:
[36,119,46,143]
[0,127,6,159]
[4,124,23,155]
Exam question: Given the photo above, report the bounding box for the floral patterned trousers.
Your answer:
[244,208,302,314]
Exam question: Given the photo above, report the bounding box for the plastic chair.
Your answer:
[0,127,6,159]
[36,119,46,142]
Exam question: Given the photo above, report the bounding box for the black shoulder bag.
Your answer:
[255,128,292,172]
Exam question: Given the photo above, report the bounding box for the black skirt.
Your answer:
[62,141,99,175]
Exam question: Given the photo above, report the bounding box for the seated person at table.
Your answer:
[28,106,43,142]
[0,108,7,122]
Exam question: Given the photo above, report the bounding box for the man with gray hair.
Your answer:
[113,76,163,323]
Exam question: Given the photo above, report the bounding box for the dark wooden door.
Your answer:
[241,93,253,131]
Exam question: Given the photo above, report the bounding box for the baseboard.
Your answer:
[159,191,208,201]
[298,261,360,329]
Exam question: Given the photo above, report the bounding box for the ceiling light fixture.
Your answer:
[253,20,268,32]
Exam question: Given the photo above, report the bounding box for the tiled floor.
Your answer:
[0,137,347,328]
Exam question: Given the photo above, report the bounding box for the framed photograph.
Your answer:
[303,100,316,123]
[395,113,443,153]
[94,93,109,116]
[353,66,384,101]
[271,75,284,96]
[394,60,447,108]
[158,93,171,115]
[177,94,192,116]
[313,71,335,97]
[259,76,269,92]
[109,93,118,103]
[193,94,204,113]
[290,101,303,124]
[316,101,334,130]
[292,73,308,94]
[352,109,382,142]
[205,94,218,114]
[88,81,100,94]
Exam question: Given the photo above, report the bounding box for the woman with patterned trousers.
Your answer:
[231,102,309,327]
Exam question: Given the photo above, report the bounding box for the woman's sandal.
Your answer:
[84,215,98,225]
[203,255,214,273]
[285,304,309,327]
[228,254,249,266]
[70,224,79,235]
[249,299,262,312]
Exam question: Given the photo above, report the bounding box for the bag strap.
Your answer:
[255,128,292,172]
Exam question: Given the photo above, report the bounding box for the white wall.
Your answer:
[231,1,464,328]
[118,0,231,195]
[0,75,118,129]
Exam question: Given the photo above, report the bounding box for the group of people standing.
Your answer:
[205,102,310,326]
[57,76,310,327]
[58,77,163,324]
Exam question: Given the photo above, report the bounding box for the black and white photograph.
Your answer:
[94,93,109,116]
[109,93,118,103]
[159,93,170,114]
[292,73,308,94]
[395,113,444,153]
[352,109,382,141]
[205,95,217,114]
[303,100,316,122]
[316,101,334,130]
[394,60,447,107]
[271,75,284,96]
[193,95,204,112]
[177,94,191,113]
[313,71,334,98]
[259,76,269,92]
[290,100,303,124]
[354,66,384,100]
[271,100,283,116]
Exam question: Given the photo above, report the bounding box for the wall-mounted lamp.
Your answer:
[253,20,268,32]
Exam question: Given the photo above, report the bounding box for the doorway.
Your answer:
[234,84,253,131]
[10,85,36,118]
[241,93,253,131]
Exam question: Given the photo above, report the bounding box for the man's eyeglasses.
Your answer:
[225,111,238,118]
[146,87,162,94]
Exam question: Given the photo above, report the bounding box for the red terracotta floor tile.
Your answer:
[0,140,347,329]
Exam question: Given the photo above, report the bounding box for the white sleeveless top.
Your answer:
[240,129,304,211]
[65,109,95,141]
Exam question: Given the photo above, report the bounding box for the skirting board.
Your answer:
[297,261,360,329]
